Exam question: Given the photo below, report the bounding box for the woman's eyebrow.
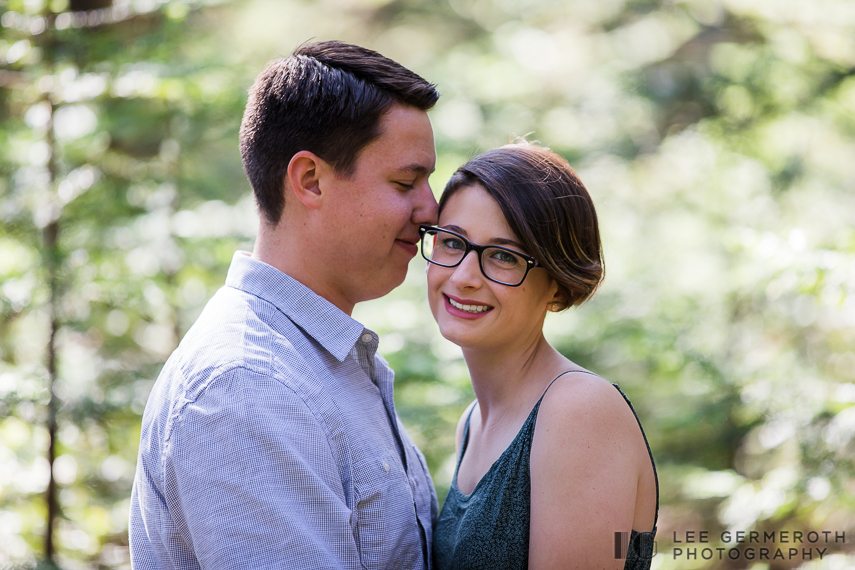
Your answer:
[442,224,468,236]
[441,225,526,250]
[490,237,525,249]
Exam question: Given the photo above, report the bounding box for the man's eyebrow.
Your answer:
[395,164,434,176]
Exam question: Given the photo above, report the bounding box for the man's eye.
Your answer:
[395,181,415,190]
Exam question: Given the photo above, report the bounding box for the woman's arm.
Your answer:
[529,375,648,570]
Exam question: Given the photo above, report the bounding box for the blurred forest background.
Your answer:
[1,0,854,568]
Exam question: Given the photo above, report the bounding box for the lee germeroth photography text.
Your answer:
[670,529,846,562]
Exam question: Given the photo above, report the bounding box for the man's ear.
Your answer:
[286,151,328,210]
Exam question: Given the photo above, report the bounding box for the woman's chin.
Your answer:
[432,301,494,350]
[437,325,486,350]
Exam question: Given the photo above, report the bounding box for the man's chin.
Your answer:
[358,268,408,303]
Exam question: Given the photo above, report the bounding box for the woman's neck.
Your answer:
[462,334,568,424]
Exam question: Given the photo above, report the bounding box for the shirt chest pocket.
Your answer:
[353,452,415,569]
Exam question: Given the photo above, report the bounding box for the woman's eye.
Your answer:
[491,250,520,265]
[440,237,465,251]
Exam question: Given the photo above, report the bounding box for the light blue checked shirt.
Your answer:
[130,252,437,569]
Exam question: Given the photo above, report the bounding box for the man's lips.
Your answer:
[395,239,418,256]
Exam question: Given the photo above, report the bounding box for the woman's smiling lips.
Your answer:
[443,293,494,320]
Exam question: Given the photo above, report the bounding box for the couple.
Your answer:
[129,41,658,570]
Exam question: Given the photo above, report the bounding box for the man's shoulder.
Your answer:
[140,288,334,456]
[163,286,321,399]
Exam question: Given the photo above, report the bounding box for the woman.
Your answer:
[423,143,658,570]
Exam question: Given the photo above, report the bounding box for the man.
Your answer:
[129,41,440,569]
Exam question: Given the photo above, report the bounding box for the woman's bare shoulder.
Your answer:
[538,371,635,430]
[532,370,644,468]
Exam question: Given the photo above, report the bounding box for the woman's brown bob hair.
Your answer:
[439,143,604,310]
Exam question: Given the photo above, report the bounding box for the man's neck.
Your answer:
[252,222,356,315]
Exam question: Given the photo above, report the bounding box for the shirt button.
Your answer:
[382,461,390,473]
[413,478,418,488]
[361,333,373,343]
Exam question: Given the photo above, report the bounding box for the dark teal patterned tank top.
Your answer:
[433,371,659,570]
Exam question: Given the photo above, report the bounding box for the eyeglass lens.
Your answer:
[422,228,529,285]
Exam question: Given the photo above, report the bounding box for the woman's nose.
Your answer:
[448,250,483,288]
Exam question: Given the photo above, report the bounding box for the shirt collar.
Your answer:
[225,251,367,362]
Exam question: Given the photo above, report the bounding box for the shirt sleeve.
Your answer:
[161,366,360,570]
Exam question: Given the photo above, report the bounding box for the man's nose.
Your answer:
[412,182,439,226]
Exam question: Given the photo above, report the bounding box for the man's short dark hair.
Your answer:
[239,40,439,225]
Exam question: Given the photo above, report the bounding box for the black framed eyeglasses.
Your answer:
[419,225,540,287]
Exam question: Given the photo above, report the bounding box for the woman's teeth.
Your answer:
[449,297,490,313]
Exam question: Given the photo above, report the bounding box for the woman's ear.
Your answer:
[286,151,327,210]
[547,286,568,312]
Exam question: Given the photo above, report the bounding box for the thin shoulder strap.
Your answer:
[610,383,660,527]
[466,369,593,446]
[537,369,597,403]
[459,402,478,461]
[539,370,660,528]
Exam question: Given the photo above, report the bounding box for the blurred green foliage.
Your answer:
[2,0,854,568]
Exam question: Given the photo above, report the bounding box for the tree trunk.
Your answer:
[42,18,60,561]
